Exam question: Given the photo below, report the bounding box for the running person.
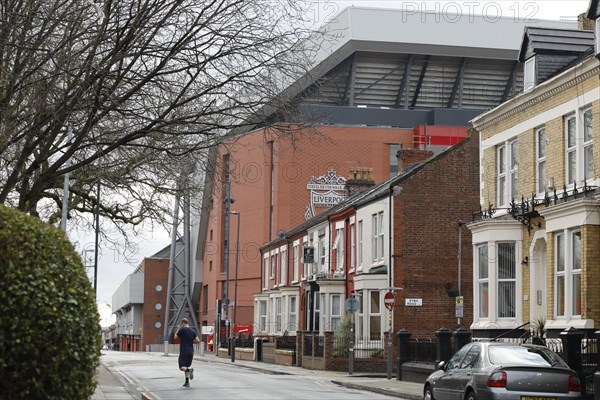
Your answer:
[174,318,200,387]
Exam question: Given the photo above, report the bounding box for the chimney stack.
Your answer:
[396,147,433,173]
[346,167,375,197]
[578,13,595,30]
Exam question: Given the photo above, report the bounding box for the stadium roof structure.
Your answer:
[278,7,577,128]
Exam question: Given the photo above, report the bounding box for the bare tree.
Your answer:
[0,0,321,235]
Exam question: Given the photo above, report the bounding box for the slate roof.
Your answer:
[519,27,594,61]
[587,0,600,19]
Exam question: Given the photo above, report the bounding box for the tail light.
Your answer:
[569,375,581,392]
[487,371,507,388]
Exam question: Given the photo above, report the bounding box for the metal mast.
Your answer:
[163,184,199,345]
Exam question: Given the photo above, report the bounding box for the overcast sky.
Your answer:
[85,0,592,316]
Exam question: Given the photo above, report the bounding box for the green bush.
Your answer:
[334,315,353,357]
[0,205,100,399]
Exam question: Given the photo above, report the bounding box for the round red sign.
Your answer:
[384,291,395,310]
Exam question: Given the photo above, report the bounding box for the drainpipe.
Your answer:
[345,215,350,299]
[388,186,394,289]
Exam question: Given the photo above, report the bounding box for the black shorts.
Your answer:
[179,352,193,369]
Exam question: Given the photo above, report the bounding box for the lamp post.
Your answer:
[230,211,240,362]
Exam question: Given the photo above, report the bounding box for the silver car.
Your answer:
[423,342,581,400]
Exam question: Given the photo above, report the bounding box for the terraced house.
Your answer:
[469,8,600,340]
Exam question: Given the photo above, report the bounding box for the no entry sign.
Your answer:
[384,291,395,311]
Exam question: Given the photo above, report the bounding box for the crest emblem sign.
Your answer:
[305,169,347,220]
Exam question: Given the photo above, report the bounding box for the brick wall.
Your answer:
[393,134,479,338]
[582,224,600,322]
[141,258,170,348]
[479,69,599,207]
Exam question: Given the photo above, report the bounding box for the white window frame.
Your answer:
[372,212,384,262]
[319,233,326,272]
[280,247,287,286]
[596,18,600,56]
[350,223,356,271]
[524,57,536,91]
[536,126,547,194]
[566,114,577,185]
[358,220,364,269]
[263,255,269,289]
[356,290,364,338]
[293,243,299,283]
[564,108,594,187]
[314,292,320,333]
[572,231,582,317]
[331,294,342,331]
[259,300,267,332]
[582,107,594,181]
[554,230,582,319]
[368,290,381,340]
[555,232,566,318]
[497,242,516,319]
[288,296,297,332]
[270,252,277,280]
[302,240,309,279]
[497,139,518,206]
[275,297,282,333]
[477,244,489,319]
[334,228,344,272]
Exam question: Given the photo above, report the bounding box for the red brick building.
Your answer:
[254,132,479,369]
[196,125,468,343]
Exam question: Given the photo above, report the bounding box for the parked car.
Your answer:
[423,342,581,400]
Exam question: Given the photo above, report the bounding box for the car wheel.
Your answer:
[465,390,476,400]
[423,384,435,400]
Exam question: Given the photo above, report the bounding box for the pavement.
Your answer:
[91,350,424,400]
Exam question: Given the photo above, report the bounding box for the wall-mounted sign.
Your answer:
[303,246,315,264]
[405,298,423,307]
[305,169,347,220]
[455,296,464,318]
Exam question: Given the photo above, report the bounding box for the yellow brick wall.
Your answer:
[582,225,600,321]
[479,71,600,208]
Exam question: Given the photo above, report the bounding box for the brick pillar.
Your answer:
[453,327,471,352]
[396,329,412,381]
[561,327,584,396]
[324,331,334,370]
[436,327,453,363]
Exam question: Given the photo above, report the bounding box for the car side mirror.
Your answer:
[437,361,446,370]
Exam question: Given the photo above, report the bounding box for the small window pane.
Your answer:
[556,275,565,317]
[537,128,546,158]
[584,109,593,142]
[567,117,576,147]
[573,231,581,270]
[478,246,488,279]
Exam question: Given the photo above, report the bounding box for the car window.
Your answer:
[446,344,473,370]
[460,344,481,369]
[489,346,568,368]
